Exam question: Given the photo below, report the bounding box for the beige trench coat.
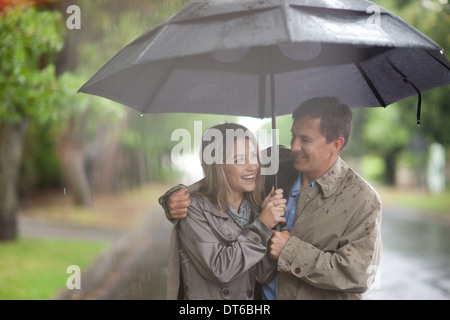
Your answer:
[165,189,276,300]
[276,157,382,299]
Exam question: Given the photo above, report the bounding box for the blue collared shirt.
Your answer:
[262,173,314,300]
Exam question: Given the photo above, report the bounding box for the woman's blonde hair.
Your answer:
[198,123,265,212]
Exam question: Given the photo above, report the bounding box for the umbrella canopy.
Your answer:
[78,0,450,121]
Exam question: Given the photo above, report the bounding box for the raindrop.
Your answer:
[279,42,322,61]
[211,48,249,62]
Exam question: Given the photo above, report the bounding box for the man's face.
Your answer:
[290,116,339,179]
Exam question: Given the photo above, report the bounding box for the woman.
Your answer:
[172,123,286,300]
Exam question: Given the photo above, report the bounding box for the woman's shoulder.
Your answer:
[189,192,207,207]
[189,192,223,218]
[189,192,214,212]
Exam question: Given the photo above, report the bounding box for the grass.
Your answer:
[378,186,450,218]
[1,182,173,300]
[0,238,107,300]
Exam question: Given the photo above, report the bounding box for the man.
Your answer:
[160,97,382,300]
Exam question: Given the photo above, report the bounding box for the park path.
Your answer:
[19,215,126,242]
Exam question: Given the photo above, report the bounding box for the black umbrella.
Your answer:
[78,0,450,186]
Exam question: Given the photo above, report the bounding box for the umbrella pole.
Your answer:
[269,46,279,190]
[270,71,279,190]
[270,52,282,232]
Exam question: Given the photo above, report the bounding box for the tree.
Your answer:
[365,0,450,186]
[55,73,123,198]
[0,6,63,240]
[52,0,192,197]
[373,0,450,145]
[363,105,413,185]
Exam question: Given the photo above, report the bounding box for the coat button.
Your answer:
[221,287,231,297]
[252,235,261,243]
[246,289,254,298]
[294,267,301,274]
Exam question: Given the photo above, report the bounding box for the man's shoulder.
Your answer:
[344,167,381,204]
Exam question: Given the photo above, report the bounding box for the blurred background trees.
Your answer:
[366,0,450,187]
[0,4,63,240]
[0,0,449,241]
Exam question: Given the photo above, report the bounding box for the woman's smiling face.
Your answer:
[222,137,260,199]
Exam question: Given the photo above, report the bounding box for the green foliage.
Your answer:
[363,104,412,155]
[0,7,64,124]
[373,0,450,145]
[360,155,385,182]
[56,72,125,133]
[20,121,63,194]
[61,0,193,184]
[76,0,191,77]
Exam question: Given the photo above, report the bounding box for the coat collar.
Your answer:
[189,190,259,220]
[314,157,349,198]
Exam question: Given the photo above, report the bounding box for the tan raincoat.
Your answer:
[276,157,382,299]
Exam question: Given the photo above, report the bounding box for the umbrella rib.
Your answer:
[136,24,170,63]
[258,73,266,119]
[142,59,177,113]
[425,50,450,71]
[355,62,386,108]
[385,58,423,126]
[258,46,271,118]
[280,1,293,43]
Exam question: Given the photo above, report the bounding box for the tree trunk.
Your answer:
[57,117,92,207]
[0,119,29,241]
[384,148,401,186]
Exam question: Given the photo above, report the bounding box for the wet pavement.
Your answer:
[364,206,450,300]
[27,205,449,300]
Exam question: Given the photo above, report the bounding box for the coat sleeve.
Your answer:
[159,184,186,224]
[255,253,278,285]
[158,180,204,224]
[178,195,273,283]
[277,193,382,293]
